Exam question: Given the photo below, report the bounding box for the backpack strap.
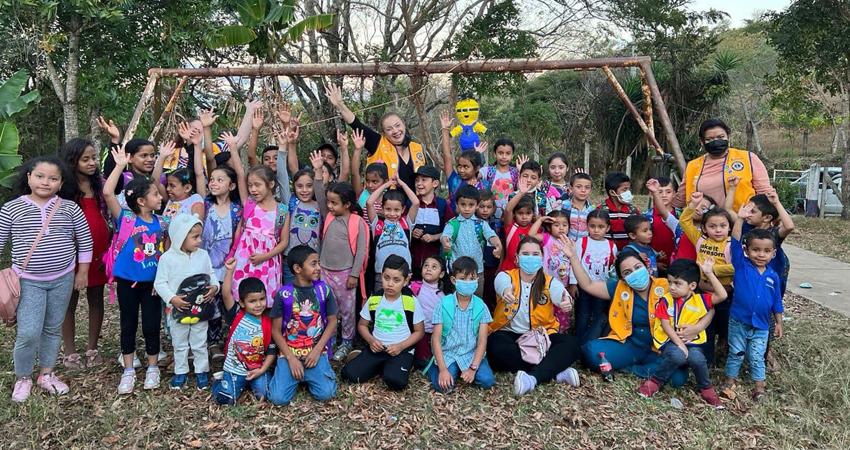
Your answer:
[578,236,588,260]
[104,208,138,303]
[410,281,423,297]
[227,199,257,260]
[348,214,369,299]
[278,284,295,326]
[261,315,272,351]
[313,280,333,359]
[275,202,288,242]
[609,239,616,263]
[224,309,245,354]
[436,198,448,226]
[401,295,416,332]
[505,223,519,249]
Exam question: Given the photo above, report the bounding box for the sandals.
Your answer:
[63,353,84,370]
[752,390,767,402]
[84,349,103,368]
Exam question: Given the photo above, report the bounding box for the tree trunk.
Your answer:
[802,129,809,156]
[745,120,755,152]
[842,91,850,220]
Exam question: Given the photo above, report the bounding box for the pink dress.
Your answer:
[232,203,282,307]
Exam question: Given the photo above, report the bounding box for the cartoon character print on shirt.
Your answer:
[131,226,164,267]
[374,220,407,252]
[584,246,613,280]
[163,202,181,220]
[375,307,405,333]
[290,205,320,247]
[234,336,265,371]
[546,240,570,280]
[284,296,325,358]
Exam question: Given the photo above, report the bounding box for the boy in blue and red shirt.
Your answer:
[598,172,640,250]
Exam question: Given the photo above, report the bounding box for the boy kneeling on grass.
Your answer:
[341,255,425,390]
[212,259,276,405]
[425,257,495,393]
[638,258,726,408]
[268,245,339,405]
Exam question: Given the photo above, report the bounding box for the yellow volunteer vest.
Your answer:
[606,278,669,347]
[490,269,560,335]
[651,293,711,350]
[366,136,426,180]
[685,147,755,213]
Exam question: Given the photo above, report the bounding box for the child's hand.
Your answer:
[73,270,89,291]
[200,107,219,128]
[345,275,358,290]
[159,140,177,161]
[460,368,476,384]
[559,237,577,259]
[774,321,783,339]
[676,324,698,343]
[220,131,239,151]
[737,202,755,221]
[492,243,503,259]
[286,125,300,144]
[441,236,451,252]
[568,284,579,300]
[646,178,660,193]
[385,343,403,356]
[677,342,689,358]
[276,103,292,127]
[440,110,453,129]
[474,141,488,154]
[766,188,781,205]
[289,111,303,133]
[178,121,193,141]
[412,228,424,240]
[369,338,385,354]
[190,127,203,146]
[688,191,704,209]
[249,253,269,266]
[170,295,190,311]
[657,251,667,262]
[438,368,455,391]
[251,107,264,130]
[310,150,324,172]
[698,258,715,277]
[303,348,321,369]
[111,145,130,168]
[352,128,366,151]
[288,357,305,380]
[96,116,121,141]
[517,177,532,194]
[727,175,741,188]
[515,154,529,172]
[574,167,586,175]
[245,367,266,380]
[203,285,217,303]
[551,199,563,210]
[538,216,555,225]
[244,98,263,111]
[224,257,237,272]
[336,128,348,149]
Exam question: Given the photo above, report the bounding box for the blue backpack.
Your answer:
[421,294,488,374]
[276,281,332,359]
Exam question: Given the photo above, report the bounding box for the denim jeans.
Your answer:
[725,318,769,382]
[211,370,270,405]
[269,356,337,405]
[652,345,711,389]
[575,289,610,345]
[427,359,496,393]
[582,334,689,387]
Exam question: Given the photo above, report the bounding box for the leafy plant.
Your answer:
[773,178,799,213]
[0,70,41,188]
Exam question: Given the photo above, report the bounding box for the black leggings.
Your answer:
[341,346,414,391]
[487,330,581,383]
[116,278,161,356]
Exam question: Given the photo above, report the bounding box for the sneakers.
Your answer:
[555,367,580,387]
[143,367,161,390]
[637,378,661,398]
[118,353,142,369]
[170,374,187,390]
[333,342,353,361]
[63,353,84,370]
[513,370,537,396]
[700,386,725,409]
[118,370,136,394]
[12,377,32,402]
[37,372,69,395]
[196,372,210,390]
[85,349,103,368]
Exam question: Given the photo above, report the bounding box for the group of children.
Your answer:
[1,97,790,407]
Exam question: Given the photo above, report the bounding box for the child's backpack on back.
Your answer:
[103,209,166,303]
[322,213,371,298]
[276,281,333,359]
[442,217,485,264]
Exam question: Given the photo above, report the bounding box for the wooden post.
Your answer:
[123,74,159,145]
[626,156,632,178]
[818,167,827,218]
[584,142,590,173]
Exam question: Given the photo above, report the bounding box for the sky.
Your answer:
[690,0,792,26]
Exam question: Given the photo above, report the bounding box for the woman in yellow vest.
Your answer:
[562,241,689,387]
[488,237,581,396]
[672,118,772,214]
[326,84,426,189]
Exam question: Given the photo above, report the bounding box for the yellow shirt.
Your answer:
[678,207,734,286]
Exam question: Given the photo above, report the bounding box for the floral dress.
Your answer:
[232,202,283,307]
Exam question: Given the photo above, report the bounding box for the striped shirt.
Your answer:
[598,198,641,250]
[0,196,93,280]
[431,295,492,370]
[562,198,594,241]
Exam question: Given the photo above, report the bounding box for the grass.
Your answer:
[0,292,849,449]
[786,216,850,264]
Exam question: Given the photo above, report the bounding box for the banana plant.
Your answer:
[0,70,41,188]
[205,0,334,62]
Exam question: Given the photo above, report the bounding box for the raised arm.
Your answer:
[273,128,291,206]
[222,131,248,204]
[503,177,532,227]
[528,216,550,241]
[336,129,351,183]
[247,108,263,168]
[646,179,670,220]
[732,202,753,241]
[367,178,393,223]
[397,175,420,222]
[235,99,262,150]
[103,145,131,218]
[312,150,328,217]
[561,238,613,300]
[325,84,356,125]
[700,258,728,304]
[724,175,740,223]
[766,188,795,238]
[351,128,366,198]
[440,110,454,175]
[678,193,705,245]
[151,140,173,200]
[199,108,219,175]
[222,258,237,311]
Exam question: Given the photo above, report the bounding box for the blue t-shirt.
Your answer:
[113,209,165,282]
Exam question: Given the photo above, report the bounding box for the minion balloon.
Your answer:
[450,98,487,151]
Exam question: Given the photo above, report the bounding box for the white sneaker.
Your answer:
[555,367,580,387]
[118,353,142,369]
[513,370,537,396]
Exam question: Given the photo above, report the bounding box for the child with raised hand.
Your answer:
[562,172,594,241]
[501,178,538,272]
[154,214,219,390]
[410,255,449,369]
[599,172,641,250]
[341,255,425,391]
[102,135,166,205]
[411,165,453,281]
[509,156,561,217]
[529,210,574,332]
[476,189,501,310]
[441,110,487,212]
[268,245,338,405]
[1,156,93,402]
[316,178,369,361]
[104,146,168,394]
[58,139,111,370]
[426,256,494,393]
[351,125,387,219]
[478,138,518,220]
[638,258,726,408]
[280,138,322,285]
[211,258,276,405]
[644,177,680,274]
[623,215,659,277]
[722,203,784,402]
[229,165,290,308]
[367,173,420,291]
[158,127,206,225]
[542,152,572,202]
[440,185,503,296]
[569,209,618,344]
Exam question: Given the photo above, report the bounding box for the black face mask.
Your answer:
[704,139,729,156]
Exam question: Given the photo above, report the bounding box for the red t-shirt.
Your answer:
[500,221,532,271]
[650,208,676,268]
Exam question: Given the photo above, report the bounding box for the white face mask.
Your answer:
[618,190,634,204]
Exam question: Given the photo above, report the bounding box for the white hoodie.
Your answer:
[154,213,219,306]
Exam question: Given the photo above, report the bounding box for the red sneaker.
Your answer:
[700,386,725,409]
[637,378,660,398]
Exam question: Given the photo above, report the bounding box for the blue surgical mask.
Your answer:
[618,190,634,204]
[519,255,544,275]
[454,279,477,297]
[624,266,650,290]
